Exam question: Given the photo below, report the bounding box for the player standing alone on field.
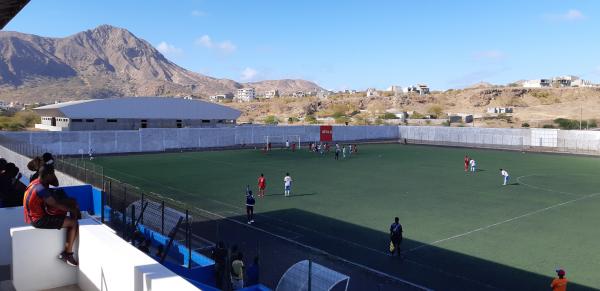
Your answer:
[285,139,290,150]
[283,173,292,196]
[389,217,403,257]
[500,169,510,185]
[470,158,476,172]
[464,155,470,172]
[246,190,255,224]
[335,144,340,160]
[257,174,266,198]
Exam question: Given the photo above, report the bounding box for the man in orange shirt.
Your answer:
[551,269,568,291]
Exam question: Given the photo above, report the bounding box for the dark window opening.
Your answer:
[86,119,94,123]
[51,117,56,126]
[218,120,224,123]
[107,119,118,123]
[202,120,211,123]
[177,123,182,128]
[72,119,82,122]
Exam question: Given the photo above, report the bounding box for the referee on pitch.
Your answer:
[390,217,403,257]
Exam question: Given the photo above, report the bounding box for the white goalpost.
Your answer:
[264,135,301,149]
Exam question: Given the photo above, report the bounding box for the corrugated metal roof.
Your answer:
[33,97,241,120]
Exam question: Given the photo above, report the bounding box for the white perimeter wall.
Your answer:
[0,126,398,155]
[3,126,600,155]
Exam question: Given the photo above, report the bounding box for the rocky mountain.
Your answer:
[0,25,322,102]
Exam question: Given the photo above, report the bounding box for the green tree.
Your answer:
[427,105,444,118]
[264,115,279,125]
[380,113,398,119]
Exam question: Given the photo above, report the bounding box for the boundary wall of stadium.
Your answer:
[2,125,600,155]
[0,126,399,155]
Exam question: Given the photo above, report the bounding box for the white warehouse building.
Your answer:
[33,97,241,131]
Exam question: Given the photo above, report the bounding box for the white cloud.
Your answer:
[191,10,207,17]
[545,9,586,22]
[195,35,236,54]
[156,41,183,56]
[217,41,236,54]
[241,67,259,81]
[195,35,213,48]
[474,50,505,61]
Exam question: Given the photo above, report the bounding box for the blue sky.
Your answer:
[5,0,600,90]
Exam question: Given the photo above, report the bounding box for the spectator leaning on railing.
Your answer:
[23,166,81,267]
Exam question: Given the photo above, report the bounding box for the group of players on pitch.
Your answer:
[243,172,292,224]
[464,154,511,186]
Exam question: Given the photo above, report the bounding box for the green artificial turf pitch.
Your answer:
[92,144,600,290]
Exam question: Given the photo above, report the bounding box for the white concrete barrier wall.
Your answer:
[4,126,600,155]
[11,225,78,291]
[6,214,200,291]
[77,219,200,291]
[0,207,27,266]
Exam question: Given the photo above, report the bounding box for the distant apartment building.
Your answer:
[571,79,594,87]
[552,75,579,87]
[209,93,234,103]
[523,75,596,88]
[403,84,430,95]
[317,90,332,99]
[487,107,514,114]
[264,89,279,99]
[523,79,551,88]
[292,91,306,98]
[366,88,378,97]
[235,88,256,102]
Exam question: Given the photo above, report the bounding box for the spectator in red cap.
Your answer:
[550,269,568,291]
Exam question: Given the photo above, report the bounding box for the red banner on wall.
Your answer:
[320,125,333,142]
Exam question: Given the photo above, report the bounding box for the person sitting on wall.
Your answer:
[0,163,26,208]
[28,153,59,186]
[23,166,81,267]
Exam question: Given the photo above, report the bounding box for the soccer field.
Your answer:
[92,144,600,290]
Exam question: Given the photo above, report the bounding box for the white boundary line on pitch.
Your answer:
[406,190,600,253]
[104,168,432,290]
[516,175,582,197]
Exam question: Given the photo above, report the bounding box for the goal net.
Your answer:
[276,260,349,291]
[264,135,301,149]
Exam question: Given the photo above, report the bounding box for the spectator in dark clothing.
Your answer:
[0,163,26,208]
[246,191,255,224]
[0,158,7,171]
[390,217,403,257]
[27,156,43,181]
[246,256,260,286]
[29,153,58,186]
[138,239,150,254]
[156,244,164,258]
[211,241,227,289]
